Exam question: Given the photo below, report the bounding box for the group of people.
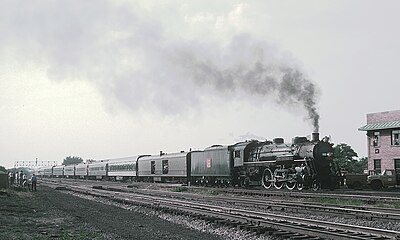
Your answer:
[7,170,37,191]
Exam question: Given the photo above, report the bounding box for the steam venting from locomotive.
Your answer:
[0,2,320,131]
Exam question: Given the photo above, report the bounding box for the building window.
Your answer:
[162,160,169,174]
[372,131,380,147]
[374,159,381,173]
[392,130,400,145]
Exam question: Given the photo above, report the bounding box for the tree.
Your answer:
[333,143,367,174]
[0,165,6,173]
[63,156,83,165]
[351,157,368,174]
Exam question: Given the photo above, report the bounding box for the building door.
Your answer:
[374,159,381,174]
[395,159,400,184]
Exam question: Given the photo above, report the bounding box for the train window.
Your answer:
[372,132,380,147]
[127,164,135,171]
[162,160,169,174]
[151,161,155,174]
[234,150,241,158]
[392,130,400,145]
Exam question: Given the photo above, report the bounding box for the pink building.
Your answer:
[358,110,400,174]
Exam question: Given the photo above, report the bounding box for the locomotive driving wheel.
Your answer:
[261,168,273,189]
[274,180,285,189]
[273,169,285,190]
[312,180,321,191]
[285,180,296,190]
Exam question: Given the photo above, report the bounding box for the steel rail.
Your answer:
[43,181,400,239]
[83,181,400,222]
[44,179,400,221]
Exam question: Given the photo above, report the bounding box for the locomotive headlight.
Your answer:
[322,152,333,157]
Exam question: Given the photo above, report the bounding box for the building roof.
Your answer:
[358,120,400,131]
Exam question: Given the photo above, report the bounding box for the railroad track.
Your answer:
[44,178,400,202]
[50,179,400,222]
[197,187,400,203]
[43,180,400,239]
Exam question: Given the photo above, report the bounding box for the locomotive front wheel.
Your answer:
[261,168,273,190]
[296,183,303,191]
[312,180,321,191]
[286,181,296,190]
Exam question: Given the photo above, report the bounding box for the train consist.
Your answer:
[37,132,338,191]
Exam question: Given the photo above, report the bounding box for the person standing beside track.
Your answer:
[19,171,23,186]
[15,172,19,185]
[22,173,27,188]
[31,174,37,191]
[8,172,14,186]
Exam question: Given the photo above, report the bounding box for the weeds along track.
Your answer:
[43,180,400,240]
[192,186,400,203]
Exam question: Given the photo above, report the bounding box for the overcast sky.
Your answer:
[1,0,399,168]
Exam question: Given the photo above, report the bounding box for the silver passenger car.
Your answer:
[52,165,64,178]
[107,156,140,181]
[64,165,75,178]
[35,167,53,177]
[138,152,189,182]
[88,161,107,179]
[75,163,88,179]
[42,166,54,177]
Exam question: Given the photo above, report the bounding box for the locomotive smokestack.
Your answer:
[311,132,319,142]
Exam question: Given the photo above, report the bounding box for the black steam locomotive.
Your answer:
[37,133,338,191]
[231,132,337,191]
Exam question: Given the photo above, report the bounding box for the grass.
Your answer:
[309,197,400,209]
[172,186,189,192]
[309,197,364,206]
[374,201,400,209]
[206,189,220,195]
[172,186,220,195]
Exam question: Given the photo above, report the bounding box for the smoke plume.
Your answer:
[177,37,320,132]
[0,0,320,131]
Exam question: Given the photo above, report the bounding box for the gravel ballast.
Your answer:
[0,186,275,240]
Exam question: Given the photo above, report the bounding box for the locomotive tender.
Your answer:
[37,132,337,191]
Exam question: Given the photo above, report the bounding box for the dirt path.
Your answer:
[0,186,221,240]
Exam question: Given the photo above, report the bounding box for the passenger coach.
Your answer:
[138,152,190,183]
[88,161,107,180]
[75,163,88,179]
[107,156,141,181]
[64,165,75,178]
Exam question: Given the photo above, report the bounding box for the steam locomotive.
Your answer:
[37,132,338,191]
[232,132,337,190]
